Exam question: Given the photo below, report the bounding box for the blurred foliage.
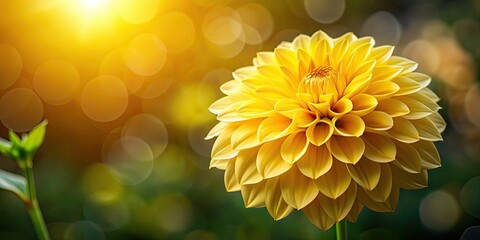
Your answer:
[0,0,479,239]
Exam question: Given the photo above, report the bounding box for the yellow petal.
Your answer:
[362,133,396,163]
[306,119,334,146]
[411,117,443,141]
[387,117,419,143]
[265,177,294,220]
[343,73,372,98]
[346,159,381,190]
[256,85,292,102]
[369,45,394,64]
[365,80,400,100]
[413,140,441,170]
[328,98,353,118]
[256,139,293,178]
[235,147,263,185]
[371,65,403,82]
[209,96,237,114]
[350,94,378,116]
[375,98,410,117]
[237,99,274,119]
[419,87,440,103]
[346,201,364,223]
[328,136,365,164]
[329,32,354,68]
[241,181,266,208]
[350,60,376,81]
[364,163,393,202]
[397,97,434,120]
[233,66,256,80]
[217,102,248,122]
[333,114,365,137]
[311,38,332,67]
[303,197,336,231]
[405,72,431,88]
[281,130,309,164]
[386,56,418,74]
[359,186,399,212]
[292,34,310,51]
[293,109,317,127]
[297,48,314,79]
[318,182,357,221]
[392,76,423,96]
[315,160,352,199]
[231,119,262,150]
[205,122,230,140]
[275,47,298,68]
[297,144,333,179]
[210,158,229,170]
[390,165,428,189]
[392,141,422,174]
[256,51,276,65]
[428,112,446,133]
[257,114,296,143]
[211,129,238,160]
[363,111,393,131]
[224,159,241,192]
[274,98,303,119]
[280,166,319,209]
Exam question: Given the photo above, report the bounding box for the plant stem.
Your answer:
[22,161,50,240]
[335,220,347,240]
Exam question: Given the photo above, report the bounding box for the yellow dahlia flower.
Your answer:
[206,31,445,230]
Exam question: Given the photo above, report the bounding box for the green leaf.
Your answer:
[0,138,11,156]
[8,130,22,148]
[23,120,48,154]
[0,169,27,200]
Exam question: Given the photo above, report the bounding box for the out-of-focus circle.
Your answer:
[104,136,154,185]
[236,3,274,44]
[99,48,146,94]
[80,75,128,122]
[304,0,345,24]
[121,113,168,158]
[193,0,230,7]
[202,7,243,45]
[169,84,216,127]
[402,40,440,74]
[465,84,480,128]
[0,44,22,90]
[186,230,217,240]
[272,29,302,46]
[205,32,246,59]
[64,221,105,240]
[132,76,172,99]
[460,176,480,219]
[82,163,124,203]
[116,0,160,24]
[84,200,130,232]
[360,11,402,45]
[157,12,196,53]
[188,123,213,159]
[148,194,193,233]
[124,33,167,77]
[33,60,80,105]
[420,190,460,231]
[0,88,43,132]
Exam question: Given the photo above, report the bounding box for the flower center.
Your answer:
[298,66,339,103]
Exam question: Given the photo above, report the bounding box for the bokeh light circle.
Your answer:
[464,83,480,128]
[304,0,345,24]
[420,190,460,231]
[0,44,22,90]
[157,12,196,53]
[0,88,43,132]
[402,40,440,74]
[84,200,130,232]
[460,176,480,219]
[360,11,402,45]
[80,75,128,122]
[33,60,80,105]
[116,0,160,25]
[82,163,124,203]
[236,3,274,44]
[124,33,167,77]
[64,221,105,240]
[121,113,168,158]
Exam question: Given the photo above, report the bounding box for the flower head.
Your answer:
[206,31,445,230]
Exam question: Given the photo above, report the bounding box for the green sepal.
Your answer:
[22,120,48,155]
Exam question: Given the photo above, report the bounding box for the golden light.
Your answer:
[82,0,108,11]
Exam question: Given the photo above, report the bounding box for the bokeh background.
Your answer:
[0,0,479,239]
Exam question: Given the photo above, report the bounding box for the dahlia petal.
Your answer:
[237,99,274,119]
[392,141,422,174]
[359,186,399,212]
[363,111,393,131]
[419,87,441,102]
[350,94,378,116]
[350,60,376,80]
[211,130,238,160]
[231,119,263,150]
[265,177,294,220]
[280,166,319,209]
[362,133,396,163]
[386,117,419,143]
[428,112,446,132]
[220,80,243,95]
[411,117,443,141]
[257,115,296,143]
[346,159,381,190]
[241,181,266,208]
[297,48,314,80]
[328,136,365,164]
[210,158,229,170]
[217,103,248,122]
[386,56,418,74]
[303,197,336,231]
[275,47,298,69]
[233,66,256,80]
[413,140,441,170]
[275,98,304,119]
[311,39,331,68]
[281,130,309,164]
[333,114,365,137]
[371,65,403,82]
[318,182,357,221]
[292,34,310,52]
[397,97,435,120]
[392,76,423,96]
[343,73,373,98]
[329,33,354,68]
[346,201,364,223]
[235,148,263,185]
[364,164,393,202]
[369,45,394,64]
[205,122,229,140]
[308,101,331,117]
[406,72,431,88]
[257,139,293,178]
[391,165,428,189]
[315,160,352,199]
[279,65,300,88]
[342,43,373,77]
[209,96,237,114]
[293,109,317,127]
[224,159,241,192]
[256,51,276,65]
[375,99,410,117]
[365,80,400,100]
[297,144,333,179]
[306,119,334,146]
[328,98,353,118]
[257,65,287,85]
[256,85,292,101]
[310,30,333,52]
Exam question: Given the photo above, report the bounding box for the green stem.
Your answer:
[22,161,50,240]
[335,220,347,240]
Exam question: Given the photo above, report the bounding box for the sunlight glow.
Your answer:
[83,0,108,11]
